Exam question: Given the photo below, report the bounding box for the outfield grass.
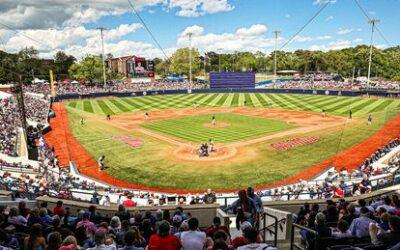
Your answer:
[66,93,400,117]
[65,94,400,190]
[142,113,295,143]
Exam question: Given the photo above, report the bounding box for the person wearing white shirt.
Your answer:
[180,217,206,250]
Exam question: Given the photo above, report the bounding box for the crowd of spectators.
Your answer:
[296,195,400,249]
[23,94,50,124]
[264,139,400,201]
[0,98,21,156]
[0,200,276,250]
[0,138,399,210]
[272,73,400,90]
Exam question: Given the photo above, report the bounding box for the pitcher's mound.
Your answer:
[203,122,231,128]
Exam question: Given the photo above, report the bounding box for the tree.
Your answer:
[68,55,103,83]
[54,51,76,77]
[169,48,201,76]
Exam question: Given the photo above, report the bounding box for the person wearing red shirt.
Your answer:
[53,201,65,217]
[122,196,136,207]
[148,221,181,250]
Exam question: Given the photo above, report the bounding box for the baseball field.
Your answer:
[47,93,400,192]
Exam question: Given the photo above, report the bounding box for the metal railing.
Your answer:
[290,223,319,250]
[259,212,280,246]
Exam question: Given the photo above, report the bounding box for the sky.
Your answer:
[0,0,398,60]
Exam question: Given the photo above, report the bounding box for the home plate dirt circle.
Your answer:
[203,122,231,128]
[173,146,237,161]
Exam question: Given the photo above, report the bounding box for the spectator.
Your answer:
[46,232,62,250]
[205,217,230,238]
[231,190,257,225]
[370,215,400,248]
[331,219,351,238]
[53,200,65,217]
[7,207,27,226]
[237,227,276,250]
[350,207,375,238]
[76,211,96,238]
[27,208,43,226]
[60,235,79,250]
[87,229,117,250]
[118,229,144,250]
[180,217,207,250]
[341,203,358,225]
[24,223,46,250]
[148,220,181,250]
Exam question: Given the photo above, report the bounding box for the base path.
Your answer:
[45,103,400,194]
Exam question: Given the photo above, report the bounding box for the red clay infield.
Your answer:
[45,102,400,194]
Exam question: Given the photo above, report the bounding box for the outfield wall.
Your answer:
[54,88,400,102]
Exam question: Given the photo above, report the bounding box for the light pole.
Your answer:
[367,19,379,89]
[217,48,223,72]
[273,30,281,80]
[97,27,107,88]
[188,32,193,84]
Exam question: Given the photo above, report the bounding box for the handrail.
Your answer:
[290,223,319,250]
[259,212,281,246]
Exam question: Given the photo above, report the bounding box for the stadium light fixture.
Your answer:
[97,27,108,88]
[367,19,379,90]
[188,32,193,85]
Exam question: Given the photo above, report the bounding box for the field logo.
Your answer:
[270,137,320,151]
[112,134,144,148]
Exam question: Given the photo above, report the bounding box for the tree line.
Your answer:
[155,46,400,81]
[1,45,399,83]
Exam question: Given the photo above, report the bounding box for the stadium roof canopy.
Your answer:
[277,70,299,74]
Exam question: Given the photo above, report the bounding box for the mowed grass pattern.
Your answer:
[142,113,295,143]
[66,93,400,117]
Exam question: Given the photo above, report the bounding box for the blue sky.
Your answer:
[0,0,398,59]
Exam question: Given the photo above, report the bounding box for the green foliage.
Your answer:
[169,48,201,76]
[155,46,400,81]
[54,51,76,77]
[68,55,103,82]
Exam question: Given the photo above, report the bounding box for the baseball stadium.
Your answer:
[1,1,400,249]
[47,91,400,192]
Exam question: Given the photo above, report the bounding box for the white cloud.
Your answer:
[310,39,352,51]
[177,24,274,52]
[1,23,151,58]
[293,36,313,42]
[316,35,332,40]
[353,38,363,43]
[169,0,234,17]
[313,0,337,5]
[0,0,164,30]
[0,0,234,30]
[325,15,334,22]
[337,28,354,35]
[376,44,387,49]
